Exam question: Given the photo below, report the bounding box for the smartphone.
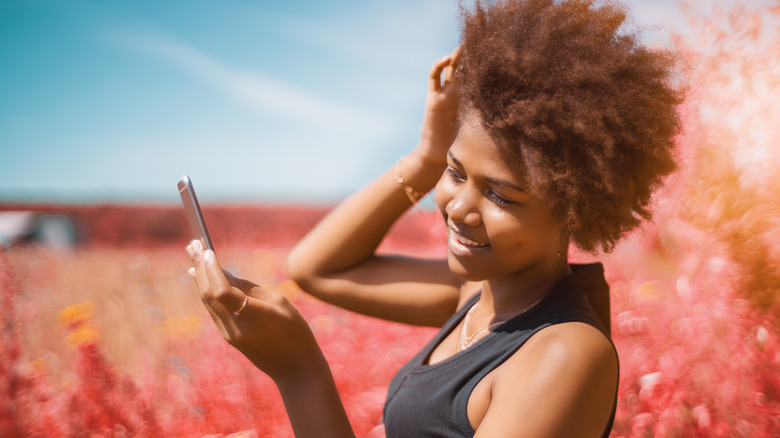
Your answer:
[178,175,214,251]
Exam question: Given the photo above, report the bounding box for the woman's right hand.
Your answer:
[418,47,461,165]
[188,240,356,438]
[187,240,325,382]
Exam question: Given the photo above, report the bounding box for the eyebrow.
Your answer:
[486,177,527,193]
[448,151,527,193]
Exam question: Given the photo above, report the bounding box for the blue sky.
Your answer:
[0,0,771,204]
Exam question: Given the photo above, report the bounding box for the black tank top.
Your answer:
[383,263,618,437]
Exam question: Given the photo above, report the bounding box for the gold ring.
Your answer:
[233,296,249,317]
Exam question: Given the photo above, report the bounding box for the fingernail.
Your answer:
[204,250,213,261]
[188,267,196,278]
[187,244,193,257]
[192,240,202,252]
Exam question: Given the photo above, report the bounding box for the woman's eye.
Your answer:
[446,167,465,181]
[487,190,512,206]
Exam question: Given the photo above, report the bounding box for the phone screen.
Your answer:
[178,175,214,251]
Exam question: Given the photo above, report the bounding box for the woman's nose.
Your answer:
[446,188,482,227]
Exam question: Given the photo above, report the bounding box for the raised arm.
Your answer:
[287,49,465,327]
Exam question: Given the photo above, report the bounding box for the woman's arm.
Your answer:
[188,240,355,438]
[287,49,464,327]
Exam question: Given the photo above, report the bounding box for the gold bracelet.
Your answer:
[395,157,423,205]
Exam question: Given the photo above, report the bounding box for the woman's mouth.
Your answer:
[448,229,489,256]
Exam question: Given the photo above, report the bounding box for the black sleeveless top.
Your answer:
[383,263,618,437]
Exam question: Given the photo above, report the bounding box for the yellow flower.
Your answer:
[59,301,95,327]
[66,327,99,346]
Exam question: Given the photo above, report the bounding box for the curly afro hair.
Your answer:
[456,0,683,252]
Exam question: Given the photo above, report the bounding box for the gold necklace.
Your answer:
[459,297,543,351]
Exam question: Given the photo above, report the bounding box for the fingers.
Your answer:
[443,46,461,84]
[188,240,246,315]
[204,250,248,312]
[428,46,462,92]
[187,247,230,336]
[429,55,452,92]
[188,240,213,302]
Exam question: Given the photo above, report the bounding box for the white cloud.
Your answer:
[108,28,393,137]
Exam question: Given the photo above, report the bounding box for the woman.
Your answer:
[186,0,681,436]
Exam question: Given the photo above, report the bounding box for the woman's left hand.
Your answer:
[417,46,462,165]
[187,240,326,383]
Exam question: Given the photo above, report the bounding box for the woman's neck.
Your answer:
[479,259,572,321]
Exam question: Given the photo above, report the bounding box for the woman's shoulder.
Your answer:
[477,322,618,436]
[492,321,617,407]
[520,321,616,366]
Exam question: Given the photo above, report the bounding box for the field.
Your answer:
[1,200,778,437]
[3,1,780,436]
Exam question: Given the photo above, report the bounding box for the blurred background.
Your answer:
[1,0,779,437]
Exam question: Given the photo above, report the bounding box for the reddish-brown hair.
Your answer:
[457,0,683,252]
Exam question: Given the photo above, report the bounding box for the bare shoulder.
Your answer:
[503,322,618,400]
[473,322,617,438]
[522,321,617,367]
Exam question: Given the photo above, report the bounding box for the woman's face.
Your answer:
[434,118,565,283]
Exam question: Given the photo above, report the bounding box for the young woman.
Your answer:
[186,0,681,436]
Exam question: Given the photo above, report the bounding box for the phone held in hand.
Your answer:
[178,175,214,252]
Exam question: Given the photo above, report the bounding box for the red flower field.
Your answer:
[2,1,780,436]
[0,200,778,436]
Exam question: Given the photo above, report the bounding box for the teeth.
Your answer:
[454,233,487,247]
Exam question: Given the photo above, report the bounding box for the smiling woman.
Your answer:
[186,0,682,437]
[434,119,569,285]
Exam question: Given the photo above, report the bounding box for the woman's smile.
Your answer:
[448,226,490,256]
